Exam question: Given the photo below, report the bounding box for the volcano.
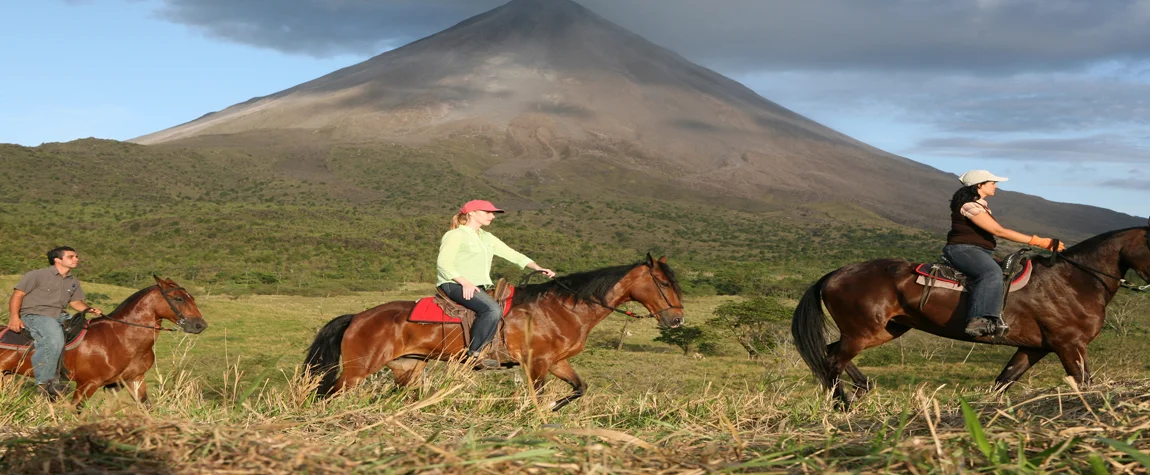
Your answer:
[133,0,1140,236]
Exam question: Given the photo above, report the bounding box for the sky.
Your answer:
[2,0,1149,217]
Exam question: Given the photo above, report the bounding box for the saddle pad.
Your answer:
[407,288,515,324]
[0,327,88,351]
[913,261,1033,292]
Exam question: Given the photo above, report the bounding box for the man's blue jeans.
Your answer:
[21,313,69,385]
[942,244,1002,320]
[438,283,502,355]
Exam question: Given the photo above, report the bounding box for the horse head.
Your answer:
[628,254,685,328]
[1132,218,1150,283]
[152,275,209,334]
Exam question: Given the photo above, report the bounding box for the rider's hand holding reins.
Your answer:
[1028,235,1066,252]
[527,262,556,279]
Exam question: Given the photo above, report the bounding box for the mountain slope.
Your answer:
[132,0,1142,237]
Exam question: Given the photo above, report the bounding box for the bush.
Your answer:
[653,326,706,355]
[708,297,791,359]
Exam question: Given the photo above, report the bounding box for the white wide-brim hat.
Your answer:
[959,170,1009,186]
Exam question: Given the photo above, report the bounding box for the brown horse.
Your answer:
[792,222,1150,407]
[304,255,684,410]
[1,276,208,403]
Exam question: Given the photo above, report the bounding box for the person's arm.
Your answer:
[69,301,103,316]
[492,237,555,278]
[8,289,25,332]
[969,214,1065,251]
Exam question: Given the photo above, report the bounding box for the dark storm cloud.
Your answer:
[150,0,1150,72]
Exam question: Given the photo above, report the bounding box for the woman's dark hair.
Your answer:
[47,246,76,266]
[950,184,982,213]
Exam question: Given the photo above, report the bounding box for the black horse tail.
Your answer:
[304,314,355,397]
[792,271,838,391]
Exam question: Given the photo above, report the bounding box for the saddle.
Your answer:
[0,312,90,351]
[406,279,516,363]
[915,249,1034,311]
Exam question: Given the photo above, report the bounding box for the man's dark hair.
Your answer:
[47,246,76,266]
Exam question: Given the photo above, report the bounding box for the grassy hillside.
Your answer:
[0,139,941,296]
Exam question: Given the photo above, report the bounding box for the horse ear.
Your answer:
[153,275,164,286]
[164,277,178,286]
[658,256,668,263]
[646,252,655,266]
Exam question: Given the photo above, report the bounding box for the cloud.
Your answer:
[1099,178,1150,190]
[907,134,1150,163]
[147,0,1150,72]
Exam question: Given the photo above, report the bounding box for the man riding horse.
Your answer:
[7,246,104,398]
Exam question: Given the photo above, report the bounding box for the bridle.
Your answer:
[102,285,195,332]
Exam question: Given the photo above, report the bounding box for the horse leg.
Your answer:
[993,348,1050,392]
[72,381,102,405]
[385,358,428,388]
[546,360,586,412]
[830,322,910,405]
[525,358,552,396]
[1053,345,1090,386]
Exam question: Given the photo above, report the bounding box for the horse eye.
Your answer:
[173,297,184,302]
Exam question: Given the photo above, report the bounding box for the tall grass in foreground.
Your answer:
[1,335,1148,474]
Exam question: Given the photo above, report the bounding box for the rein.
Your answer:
[1053,251,1148,292]
[523,266,683,319]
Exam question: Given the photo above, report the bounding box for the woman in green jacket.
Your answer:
[437,200,555,369]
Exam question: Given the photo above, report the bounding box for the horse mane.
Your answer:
[513,260,680,307]
[90,285,157,322]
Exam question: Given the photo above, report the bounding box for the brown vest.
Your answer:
[946,203,997,250]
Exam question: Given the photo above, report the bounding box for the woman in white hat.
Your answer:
[944,170,1065,337]
[437,199,555,369]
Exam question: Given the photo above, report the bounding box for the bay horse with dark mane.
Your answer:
[1,276,208,403]
[792,221,1150,407]
[304,255,684,410]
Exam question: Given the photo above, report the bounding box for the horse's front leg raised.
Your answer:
[547,359,586,412]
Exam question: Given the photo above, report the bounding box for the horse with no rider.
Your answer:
[304,254,685,410]
[2,276,209,403]
[792,218,1150,408]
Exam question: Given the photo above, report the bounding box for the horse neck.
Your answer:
[1053,232,1129,295]
[98,290,163,339]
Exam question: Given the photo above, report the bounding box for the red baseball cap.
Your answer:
[460,199,505,214]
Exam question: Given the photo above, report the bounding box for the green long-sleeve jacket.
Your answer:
[436,227,534,286]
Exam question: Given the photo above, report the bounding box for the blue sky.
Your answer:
[3,0,1148,218]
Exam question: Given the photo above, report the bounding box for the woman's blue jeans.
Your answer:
[942,244,1002,320]
[438,283,502,355]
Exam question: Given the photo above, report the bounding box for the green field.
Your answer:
[1,276,1148,473]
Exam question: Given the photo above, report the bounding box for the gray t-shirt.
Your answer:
[13,267,85,317]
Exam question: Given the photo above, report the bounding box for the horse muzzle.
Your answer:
[656,309,684,329]
[180,317,209,334]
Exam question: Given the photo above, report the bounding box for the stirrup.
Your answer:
[988,316,1010,337]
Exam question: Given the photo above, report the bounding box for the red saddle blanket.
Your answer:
[912,261,1033,292]
[407,288,515,324]
[0,326,88,351]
